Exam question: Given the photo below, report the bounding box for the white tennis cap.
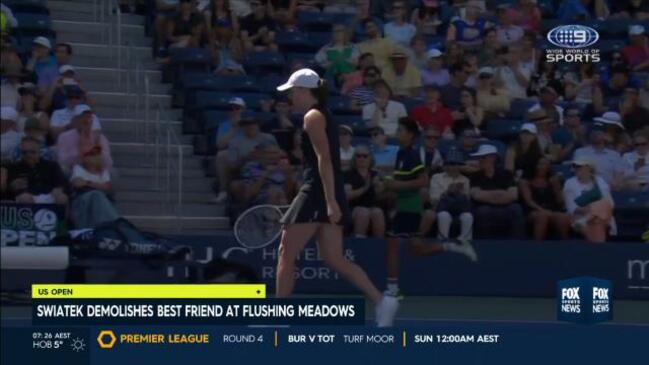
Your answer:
[277,68,320,91]
[478,66,495,76]
[520,123,538,134]
[471,144,499,157]
[33,36,52,49]
[73,104,93,116]
[59,65,75,74]
[593,111,624,129]
[1,106,19,122]
[228,97,246,107]
[629,25,645,36]
[427,48,443,58]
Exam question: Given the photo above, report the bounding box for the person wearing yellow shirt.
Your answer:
[382,52,422,98]
[357,19,399,72]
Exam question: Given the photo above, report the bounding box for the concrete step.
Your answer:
[100,118,182,134]
[94,106,181,120]
[64,42,153,63]
[83,77,167,93]
[50,7,144,25]
[124,216,230,233]
[117,190,216,204]
[117,167,205,179]
[113,173,212,191]
[108,130,193,145]
[117,202,225,217]
[111,155,205,173]
[56,29,152,47]
[52,19,146,40]
[75,66,161,84]
[110,142,193,155]
[88,91,171,108]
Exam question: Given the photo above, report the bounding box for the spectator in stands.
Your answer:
[315,23,359,82]
[349,65,380,110]
[26,37,59,91]
[623,25,649,71]
[382,51,421,98]
[204,0,240,35]
[167,0,204,48]
[410,86,454,137]
[558,0,609,21]
[621,87,649,134]
[344,145,385,238]
[241,144,294,206]
[240,0,278,53]
[287,127,303,167]
[563,63,595,103]
[440,62,470,111]
[369,126,398,172]
[623,129,649,191]
[1,63,22,109]
[1,106,20,162]
[552,107,589,162]
[508,0,542,34]
[421,48,449,88]
[611,0,649,20]
[458,128,482,175]
[419,126,444,175]
[263,95,296,152]
[563,159,615,243]
[445,41,465,66]
[495,4,524,46]
[494,46,532,100]
[216,97,246,150]
[476,66,510,118]
[70,146,119,228]
[505,123,542,179]
[527,108,561,161]
[595,112,632,154]
[463,53,480,89]
[214,116,278,203]
[430,149,473,242]
[154,0,181,53]
[406,36,429,71]
[357,18,398,72]
[410,0,443,36]
[56,105,113,174]
[477,28,501,67]
[453,88,484,136]
[528,59,564,99]
[573,127,626,190]
[470,144,526,239]
[12,117,53,162]
[529,86,564,126]
[593,64,632,114]
[16,83,49,133]
[520,157,571,240]
[207,1,245,75]
[362,80,407,137]
[446,0,491,49]
[383,1,416,47]
[55,43,73,67]
[49,87,100,140]
[1,137,68,204]
[339,125,355,171]
[341,52,375,95]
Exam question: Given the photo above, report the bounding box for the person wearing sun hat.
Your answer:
[470,143,526,239]
[27,36,59,89]
[572,121,626,189]
[382,51,422,97]
[562,158,616,243]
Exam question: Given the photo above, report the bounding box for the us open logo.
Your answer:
[546,25,600,63]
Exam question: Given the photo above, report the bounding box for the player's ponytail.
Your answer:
[310,78,329,106]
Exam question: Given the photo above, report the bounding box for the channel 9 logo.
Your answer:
[545,25,601,63]
[557,277,613,324]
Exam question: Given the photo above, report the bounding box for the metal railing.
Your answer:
[95,0,123,87]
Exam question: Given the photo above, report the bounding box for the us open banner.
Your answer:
[0,203,67,246]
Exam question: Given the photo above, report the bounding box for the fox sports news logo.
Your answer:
[546,25,600,63]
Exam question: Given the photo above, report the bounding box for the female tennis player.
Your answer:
[275,68,399,327]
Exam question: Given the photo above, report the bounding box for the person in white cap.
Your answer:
[1,106,21,161]
[562,158,615,243]
[470,143,526,239]
[573,127,625,189]
[622,24,648,72]
[49,87,100,139]
[274,68,400,327]
[421,48,450,87]
[56,104,112,174]
[505,122,543,177]
[476,65,510,116]
[211,97,248,204]
[26,36,59,90]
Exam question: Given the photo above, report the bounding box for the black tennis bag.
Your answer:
[51,218,258,284]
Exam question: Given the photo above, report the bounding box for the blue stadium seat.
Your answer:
[212,75,261,93]
[170,48,212,74]
[13,13,51,30]
[244,51,286,74]
[612,191,649,209]
[485,118,522,141]
[307,32,332,49]
[177,73,219,91]
[191,91,232,110]
[286,52,316,66]
[259,74,285,94]
[297,12,353,32]
[508,98,536,119]
[352,136,371,146]
[328,95,356,114]
[6,1,49,15]
[333,114,364,131]
[276,31,318,53]
[203,110,230,130]
[237,92,273,111]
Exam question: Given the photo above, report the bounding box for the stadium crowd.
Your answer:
[2,0,648,243]
[1,4,119,229]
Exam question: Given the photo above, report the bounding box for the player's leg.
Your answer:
[275,223,319,297]
[316,224,382,304]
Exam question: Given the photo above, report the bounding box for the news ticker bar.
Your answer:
[32,284,266,299]
[32,298,366,326]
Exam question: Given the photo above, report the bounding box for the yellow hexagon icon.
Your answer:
[97,330,116,349]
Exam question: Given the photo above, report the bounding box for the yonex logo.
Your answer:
[547,25,599,49]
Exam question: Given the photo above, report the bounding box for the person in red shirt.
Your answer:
[409,86,454,135]
[621,25,649,72]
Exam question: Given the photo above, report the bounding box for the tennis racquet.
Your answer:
[233,205,290,250]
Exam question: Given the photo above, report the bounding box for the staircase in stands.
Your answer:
[48,0,229,234]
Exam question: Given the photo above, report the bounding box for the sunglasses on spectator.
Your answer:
[356,153,369,158]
